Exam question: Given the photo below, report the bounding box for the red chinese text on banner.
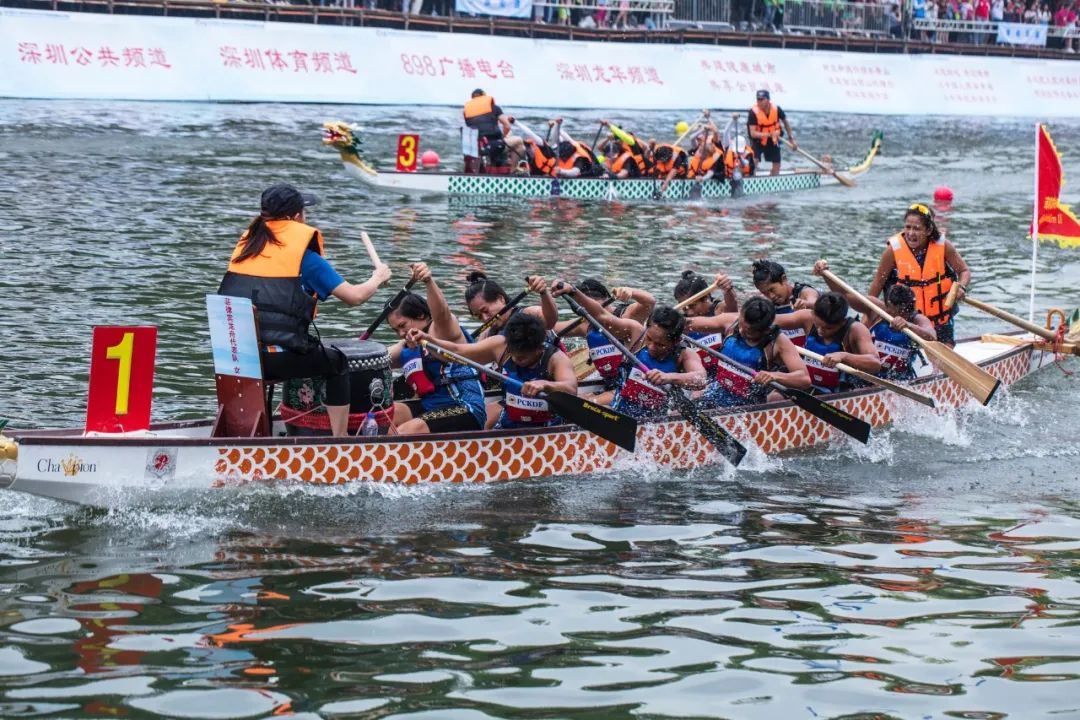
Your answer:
[86,326,157,434]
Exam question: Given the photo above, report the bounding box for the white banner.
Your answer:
[997,21,1048,46]
[455,0,533,19]
[3,8,1080,116]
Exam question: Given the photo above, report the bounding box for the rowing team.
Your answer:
[506,114,760,193]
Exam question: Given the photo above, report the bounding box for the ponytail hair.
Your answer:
[751,259,786,286]
[673,270,710,302]
[233,216,281,264]
[395,292,431,321]
[813,292,849,325]
[741,296,776,330]
[576,277,611,301]
[465,270,508,305]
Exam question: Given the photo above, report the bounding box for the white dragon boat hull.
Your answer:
[0,334,1052,506]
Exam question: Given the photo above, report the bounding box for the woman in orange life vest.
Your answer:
[752,259,819,348]
[600,119,652,178]
[465,271,558,340]
[867,202,971,347]
[385,262,487,434]
[688,126,724,183]
[695,296,811,407]
[654,143,690,194]
[217,183,392,437]
[516,120,558,177]
[407,312,577,429]
[776,291,882,394]
[814,259,936,381]
[747,89,797,176]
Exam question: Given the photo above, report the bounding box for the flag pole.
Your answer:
[1029,122,1041,323]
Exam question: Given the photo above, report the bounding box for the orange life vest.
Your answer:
[526,139,556,176]
[750,104,780,145]
[557,140,595,173]
[888,232,955,326]
[611,146,647,176]
[227,220,324,276]
[723,147,755,178]
[652,144,688,177]
[689,147,722,177]
[463,95,501,137]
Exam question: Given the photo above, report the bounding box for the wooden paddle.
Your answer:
[683,336,871,444]
[359,277,418,341]
[821,269,1000,405]
[423,340,637,453]
[563,295,747,467]
[360,231,390,287]
[474,283,530,338]
[673,111,708,147]
[962,296,1080,356]
[795,346,936,409]
[782,138,855,188]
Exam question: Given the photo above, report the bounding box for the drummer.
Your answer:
[387,263,487,434]
[217,183,391,437]
[406,312,577,429]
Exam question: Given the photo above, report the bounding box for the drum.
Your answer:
[280,339,393,436]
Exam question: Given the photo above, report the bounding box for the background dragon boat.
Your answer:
[0,332,1057,506]
[322,122,882,202]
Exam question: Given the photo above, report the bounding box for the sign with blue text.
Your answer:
[997,22,1047,46]
[455,0,532,19]
[207,294,262,379]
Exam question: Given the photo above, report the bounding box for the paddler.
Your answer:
[777,291,882,394]
[217,183,392,437]
[720,112,756,180]
[814,259,935,381]
[751,259,819,347]
[387,262,487,434]
[605,305,708,419]
[675,270,739,378]
[747,89,796,176]
[463,88,524,172]
[653,142,690,194]
[699,296,811,408]
[600,119,652,178]
[407,312,577,430]
[464,271,558,340]
[867,202,972,347]
[688,124,724,182]
[515,120,558,177]
[550,118,602,178]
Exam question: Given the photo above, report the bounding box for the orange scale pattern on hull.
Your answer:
[210,349,1035,487]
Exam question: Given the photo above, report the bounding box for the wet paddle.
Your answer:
[359,277,418,341]
[563,295,747,467]
[962,297,1080,356]
[782,139,855,187]
[683,336,871,444]
[423,340,637,452]
[795,346,936,409]
[821,269,1000,406]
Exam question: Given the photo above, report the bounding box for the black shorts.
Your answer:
[403,401,483,433]
[753,141,782,164]
[262,345,349,406]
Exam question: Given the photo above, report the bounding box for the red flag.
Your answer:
[1032,124,1080,249]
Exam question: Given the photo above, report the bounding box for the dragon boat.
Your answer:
[0,331,1063,506]
[322,122,883,202]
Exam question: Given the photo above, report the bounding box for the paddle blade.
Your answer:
[783,388,870,444]
[666,389,747,467]
[546,392,637,453]
[922,340,1000,406]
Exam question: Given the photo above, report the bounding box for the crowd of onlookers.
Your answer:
[909,0,1078,50]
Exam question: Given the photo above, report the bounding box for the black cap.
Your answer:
[471,88,485,97]
[756,89,770,100]
[260,183,317,219]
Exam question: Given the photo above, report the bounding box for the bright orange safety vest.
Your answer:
[750,104,780,145]
[227,220,324,277]
[888,232,954,325]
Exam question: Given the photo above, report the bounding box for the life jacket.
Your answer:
[557,140,596,175]
[772,281,814,347]
[804,318,854,393]
[686,329,725,377]
[689,147,722,178]
[611,149,645,177]
[870,319,918,380]
[614,346,680,417]
[652,144,688,178]
[750,104,781,145]
[525,139,556,177]
[586,327,623,382]
[498,344,560,428]
[888,233,955,326]
[217,219,325,354]
[400,330,486,425]
[463,95,501,139]
[706,323,779,407]
[613,137,651,175]
[723,146,755,178]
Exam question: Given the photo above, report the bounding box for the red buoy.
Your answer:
[421,150,440,167]
[933,186,954,202]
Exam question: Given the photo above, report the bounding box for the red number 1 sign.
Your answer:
[396,134,419,172]
[85,326,157,434]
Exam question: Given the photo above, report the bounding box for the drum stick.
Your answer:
[361,231,390,287]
